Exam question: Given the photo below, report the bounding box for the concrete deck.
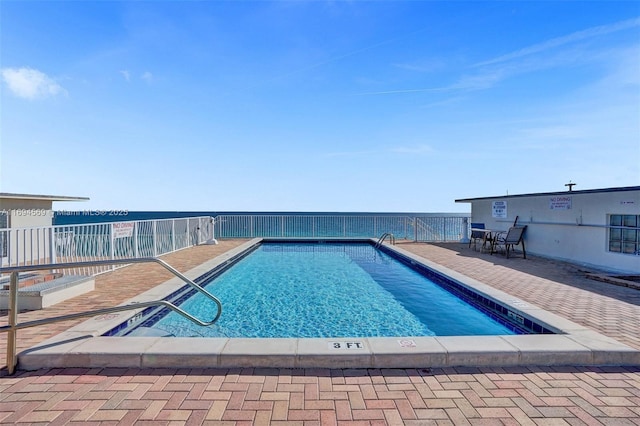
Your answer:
[1,240,639,424]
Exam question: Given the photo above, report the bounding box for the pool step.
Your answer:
[0,275,95,310]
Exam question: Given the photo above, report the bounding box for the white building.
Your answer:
[455,186,640,274]
[1,192,89,265]
[0,192,89,228]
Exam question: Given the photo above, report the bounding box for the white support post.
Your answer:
[172,220,176,252]
[134,222,139,258]
[374,217,378,238]
[49,227,56,265]
[152,220,157,257]
[22,230,26,268]
[204,217,218,245]
[109,223,115,269]
[461,217,470,243]
[6,272,19,375]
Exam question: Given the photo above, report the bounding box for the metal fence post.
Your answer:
[404,218,408,241]
[49,227,56,265]
[6,271,19,375]
[109,223,115,261]
[152,220,157,257]
[21,230,26,268]
[444,218,448,242]
[172,220,176,252]
[461,217,469,243]
[134,222,139,258]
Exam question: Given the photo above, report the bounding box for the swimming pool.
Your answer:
[20,238,640,370]
[107,241,551,338]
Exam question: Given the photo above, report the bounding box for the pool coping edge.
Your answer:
[17,239,640,370]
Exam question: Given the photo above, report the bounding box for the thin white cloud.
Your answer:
[517,125,587,142]
[390,144,434,155]
[120,70,131,81]
[360,17,640,96]
[1,67,66,100]
[393,59,445,73]
[141,71,154,83]
[324,144,435,157]
[323,149,379,158]
[356,69,505,95]
[358,62,508,95]
[474,17,640,67]
[269,26,431,83]
[447,69,507,91]
[357,87,445,96]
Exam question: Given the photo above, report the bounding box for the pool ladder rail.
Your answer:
[375,232,396,248]
[0,257,223,375]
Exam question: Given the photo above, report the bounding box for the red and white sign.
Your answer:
[549,196,572,210]
[398,339,417,348]
[113,222,135,238]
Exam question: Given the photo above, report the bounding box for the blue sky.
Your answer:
[1,1,639,213]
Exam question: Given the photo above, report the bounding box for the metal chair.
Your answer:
[493,225,527,258]
[469,223,486,250]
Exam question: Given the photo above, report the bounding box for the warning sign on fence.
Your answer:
[113,222,135,238]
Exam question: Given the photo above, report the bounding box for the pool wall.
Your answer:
[17,238,640,370]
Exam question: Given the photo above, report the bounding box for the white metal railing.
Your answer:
[0,216,215,276]
[413,216,469,242]
[214,214,469,242]
[0,214,471,275]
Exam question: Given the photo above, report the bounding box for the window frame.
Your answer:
[608,214,640,255]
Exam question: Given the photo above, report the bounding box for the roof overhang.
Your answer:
[455,186,640,203]
[0,192,90,202]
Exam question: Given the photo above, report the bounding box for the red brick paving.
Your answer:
[1,240,639,424]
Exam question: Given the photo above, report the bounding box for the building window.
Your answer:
[609,214,639,255]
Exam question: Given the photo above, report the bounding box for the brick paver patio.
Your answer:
[1,240,639,424]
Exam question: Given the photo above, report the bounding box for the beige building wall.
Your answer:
[0,198,54,228]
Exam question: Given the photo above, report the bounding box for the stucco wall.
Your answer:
[0,198,54,228]
[0,199,55,264]
[467,189,640,274]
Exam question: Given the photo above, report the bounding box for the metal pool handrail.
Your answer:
[375,232,396,248]
[0,258,223,375]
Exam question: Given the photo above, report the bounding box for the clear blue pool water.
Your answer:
[127,242,520,338]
